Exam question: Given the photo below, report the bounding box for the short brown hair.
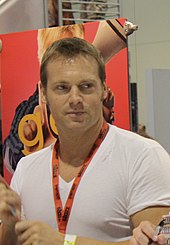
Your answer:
[40,37,106,89]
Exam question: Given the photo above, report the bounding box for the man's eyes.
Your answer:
[79,83,94,90]
[56,85,69,91]
[54,82,94,94]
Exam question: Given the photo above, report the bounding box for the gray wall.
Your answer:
[120,0,170,128]
[0,0,48,34]
[146,69,170,154]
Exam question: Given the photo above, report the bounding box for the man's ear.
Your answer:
[39,82,47,103]
[42,94,47,103]
[102,82,108,101]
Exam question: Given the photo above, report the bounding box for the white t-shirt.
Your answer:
[11,124,170,242]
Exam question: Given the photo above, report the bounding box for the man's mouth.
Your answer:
[67,111,84,114]
[67,111,85,117]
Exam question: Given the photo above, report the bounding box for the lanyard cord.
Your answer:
[52,122,109,233]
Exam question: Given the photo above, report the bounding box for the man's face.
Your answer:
[44,54,105,132]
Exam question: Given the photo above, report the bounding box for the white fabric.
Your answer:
[11,124,170,242]
[64,234,77,245]
[59,176,74,207]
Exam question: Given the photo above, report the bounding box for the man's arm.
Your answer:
[15,220,129,245]
[14,206,170,245]
[75,237,128,245]
[131,206,170,228]
[0,223,18,245]
[0,176,21,245]
[130,206,170,245]
[75,206,170,245]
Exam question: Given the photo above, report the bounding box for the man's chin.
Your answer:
[67,120,85,128]
[63,119,91,131]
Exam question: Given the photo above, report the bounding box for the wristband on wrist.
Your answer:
[64,234,77,245]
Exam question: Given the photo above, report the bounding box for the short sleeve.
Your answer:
[127,142,170,216]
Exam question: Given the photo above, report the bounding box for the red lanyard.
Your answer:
[52,122,109,233]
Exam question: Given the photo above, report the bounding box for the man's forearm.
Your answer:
[0,223,18,245]
[76,236,130,245]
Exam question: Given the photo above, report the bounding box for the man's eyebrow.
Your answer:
[53,81,69,84]
[79,79,97,83]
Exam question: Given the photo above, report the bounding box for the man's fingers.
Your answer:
[140,221,157,241]
[0,183,7,190]
[15,220,33,234]
[133,227,150,245]
[16,224,33,244]
[157,234,168,245]
[132,221,158,245]
[130,235,140,245]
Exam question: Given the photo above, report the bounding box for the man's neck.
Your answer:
[57,120,104,167]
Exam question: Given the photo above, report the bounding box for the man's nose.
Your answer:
[68,86,83,105]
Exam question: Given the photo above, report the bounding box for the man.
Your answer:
[0,37,170,245]
[3,18,130,173]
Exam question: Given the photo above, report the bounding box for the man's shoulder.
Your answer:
[108,124,164,152]
[11,144,55,188]
[16,143,54,169]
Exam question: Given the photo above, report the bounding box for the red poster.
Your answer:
[0,19,130,183]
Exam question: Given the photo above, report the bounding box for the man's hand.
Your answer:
[130,221,167,245]
[0,176,21,229]
[15,220,64,245]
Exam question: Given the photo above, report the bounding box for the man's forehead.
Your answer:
[49,53,97,65]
